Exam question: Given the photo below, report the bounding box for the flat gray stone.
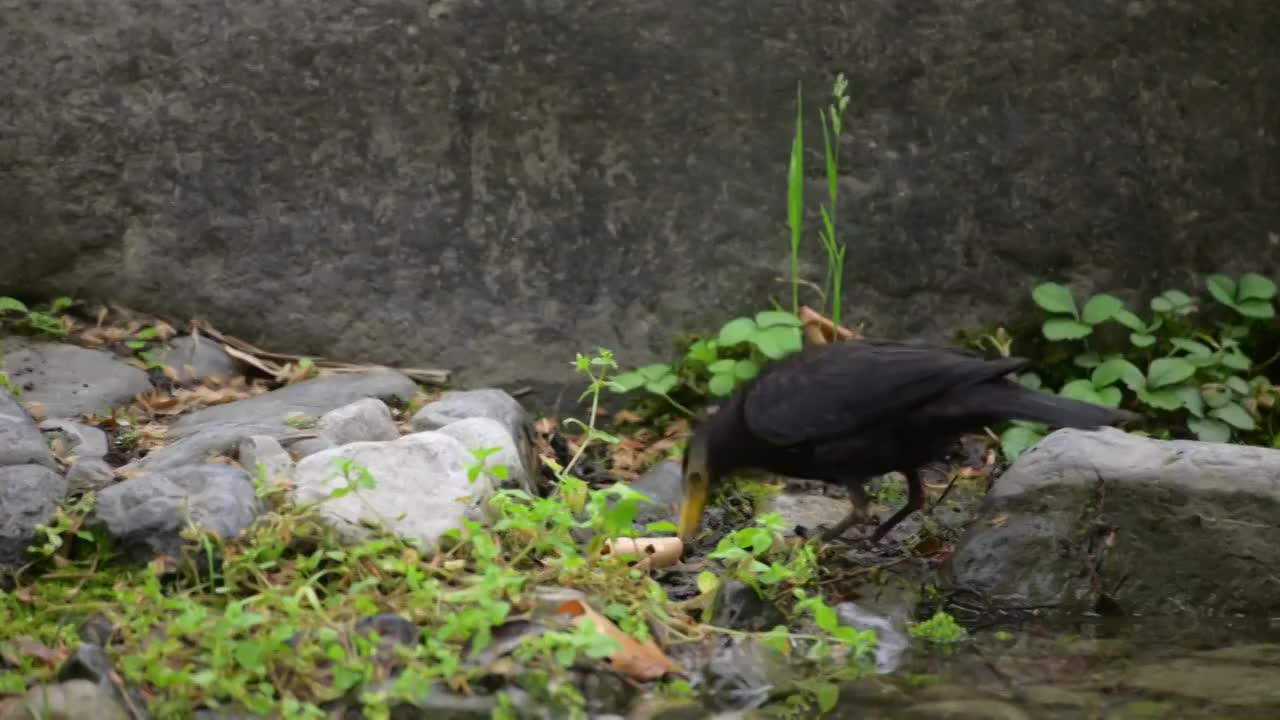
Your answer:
[65,458,116,494]
[0,464,69,569]
[759,492,857,537]
[942,427,1280,615]
[904,700,1031,720]
[1121,658,1280,707]
[291,431,494,548]
[237,435,294,485]
[284,435,336,460]
[0,679,127,720]
[0,391,56,469]
[316,397,400,445]
[124,422,285,473]
[88,464,261,562]
[0,339,153,419]
[39,419,109,459]
[412,389,528,444]
[169,369,417,440]
[157,335,241,383]
[628,459,683,528]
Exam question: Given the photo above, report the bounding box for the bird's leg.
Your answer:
[820,482,870,542]
[868,468,925,544]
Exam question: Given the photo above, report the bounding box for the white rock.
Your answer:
[316,397,400,445]
[412,388,528,442]
[435,416,533,496]
[238,435,295,485]
[291,431,495,547]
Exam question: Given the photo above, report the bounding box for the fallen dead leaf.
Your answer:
[602,537,683,569]
[12,636,65,667]
[611,409,646,425]
[989,513,1010,528]
[21,401,47,423]
[1104,529,1118,548]
[553,597,681,680]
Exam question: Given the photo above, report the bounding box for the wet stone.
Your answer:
[903,699,1033,720]
[1121,658,1280,707]
[709,580,786,633]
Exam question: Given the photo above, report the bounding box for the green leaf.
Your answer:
[0,297,27,314]
[1201,384,1233,409]
[1096,386,1123,408]
[1112,309,1147,332]
[1147,357,1196,388]
[1206,274,1237,307]
[1073,352,1102,369]
[754,310,802,328]
[1210,402,1255,431]
[718,317,758,347]
[1226,376,1252,396]
[1082,294,1123,324]
[1092,357,1141,388]
[812,682,840,713]
[1188,417,1231,443]
[1018,372,1042,390]
[1170,338,1212,356]
[707,359,736,374]
[646,374,679,395]
[1136,387,1183,410]
[752,325,802,359]
[733,359,760,381]
[1237,273,1276,301]
[1129,333,1156,348]
[708,373,736,397]
[1032,283,1078,317]
[1234,300,1274,319]
[1150,296,1173,313]
[1059,379,1103,406]
[638,364,672,381]
[1042,319,1092,341]
[1177,385,1204,417]
[609,372,646,393]
[687,339,718,365]
[1163,289,1193,307]
[1000,425,1044,461]
[1222,351,1252,371]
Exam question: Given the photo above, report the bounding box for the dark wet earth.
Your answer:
[825,616,1280,720]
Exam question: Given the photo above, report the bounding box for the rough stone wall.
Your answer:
[3,1,1278,399]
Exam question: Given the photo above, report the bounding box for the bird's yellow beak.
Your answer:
[677,439,710,543]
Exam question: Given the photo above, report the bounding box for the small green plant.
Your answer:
[908,610,967,645]
[1001,273,1279,459]
[0,295,73,337]
[124,325,165,368]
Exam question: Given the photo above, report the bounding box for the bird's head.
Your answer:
[677,420,717,544]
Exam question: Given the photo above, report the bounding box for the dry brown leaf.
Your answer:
[534,417,559,434]
[602,537,683,568]
[989,513,1010,528]
[222,345,284,378]
[13,636,65,667]
[612,409,645,425]
[1104,529,1119,548]
[553,597,681,680]
[21,401,47,423]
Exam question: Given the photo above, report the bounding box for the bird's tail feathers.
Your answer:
[955,379,1143,429]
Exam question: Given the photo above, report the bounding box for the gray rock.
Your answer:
[316,397,399,445]
[65,458,116,493]
[284,435,336,460]
[942,427,1280,616]
[708,580,786,633]
[0,679,127,720]
[628,460,683,528]
[759,492,858,538]
[125,421,285,473]
[237,435,294,485]
[0,391,56,469]
[0,465,69,568]
[122,369,417,473]
[157,334,241,383]
[89,464,261,562]
[0,339,152,419]
[903,699,1031,720]
[39,419,109,459]
[435,416,533,496]
[413,389,528,444]
[291,431,495,548]
[703,637,799,711]
[1120,659,1280,707]
[169,368,416,440]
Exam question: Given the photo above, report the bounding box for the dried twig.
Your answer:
[798,305,862,345]
[191,320,451,385]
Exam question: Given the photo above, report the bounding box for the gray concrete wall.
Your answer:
[4,1,1278,398]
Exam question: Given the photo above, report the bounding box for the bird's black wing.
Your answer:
[741,339,1028,447]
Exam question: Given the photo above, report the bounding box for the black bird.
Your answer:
[677,338,1140,545]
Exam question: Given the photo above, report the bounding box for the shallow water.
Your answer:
[827,614,1280,719]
